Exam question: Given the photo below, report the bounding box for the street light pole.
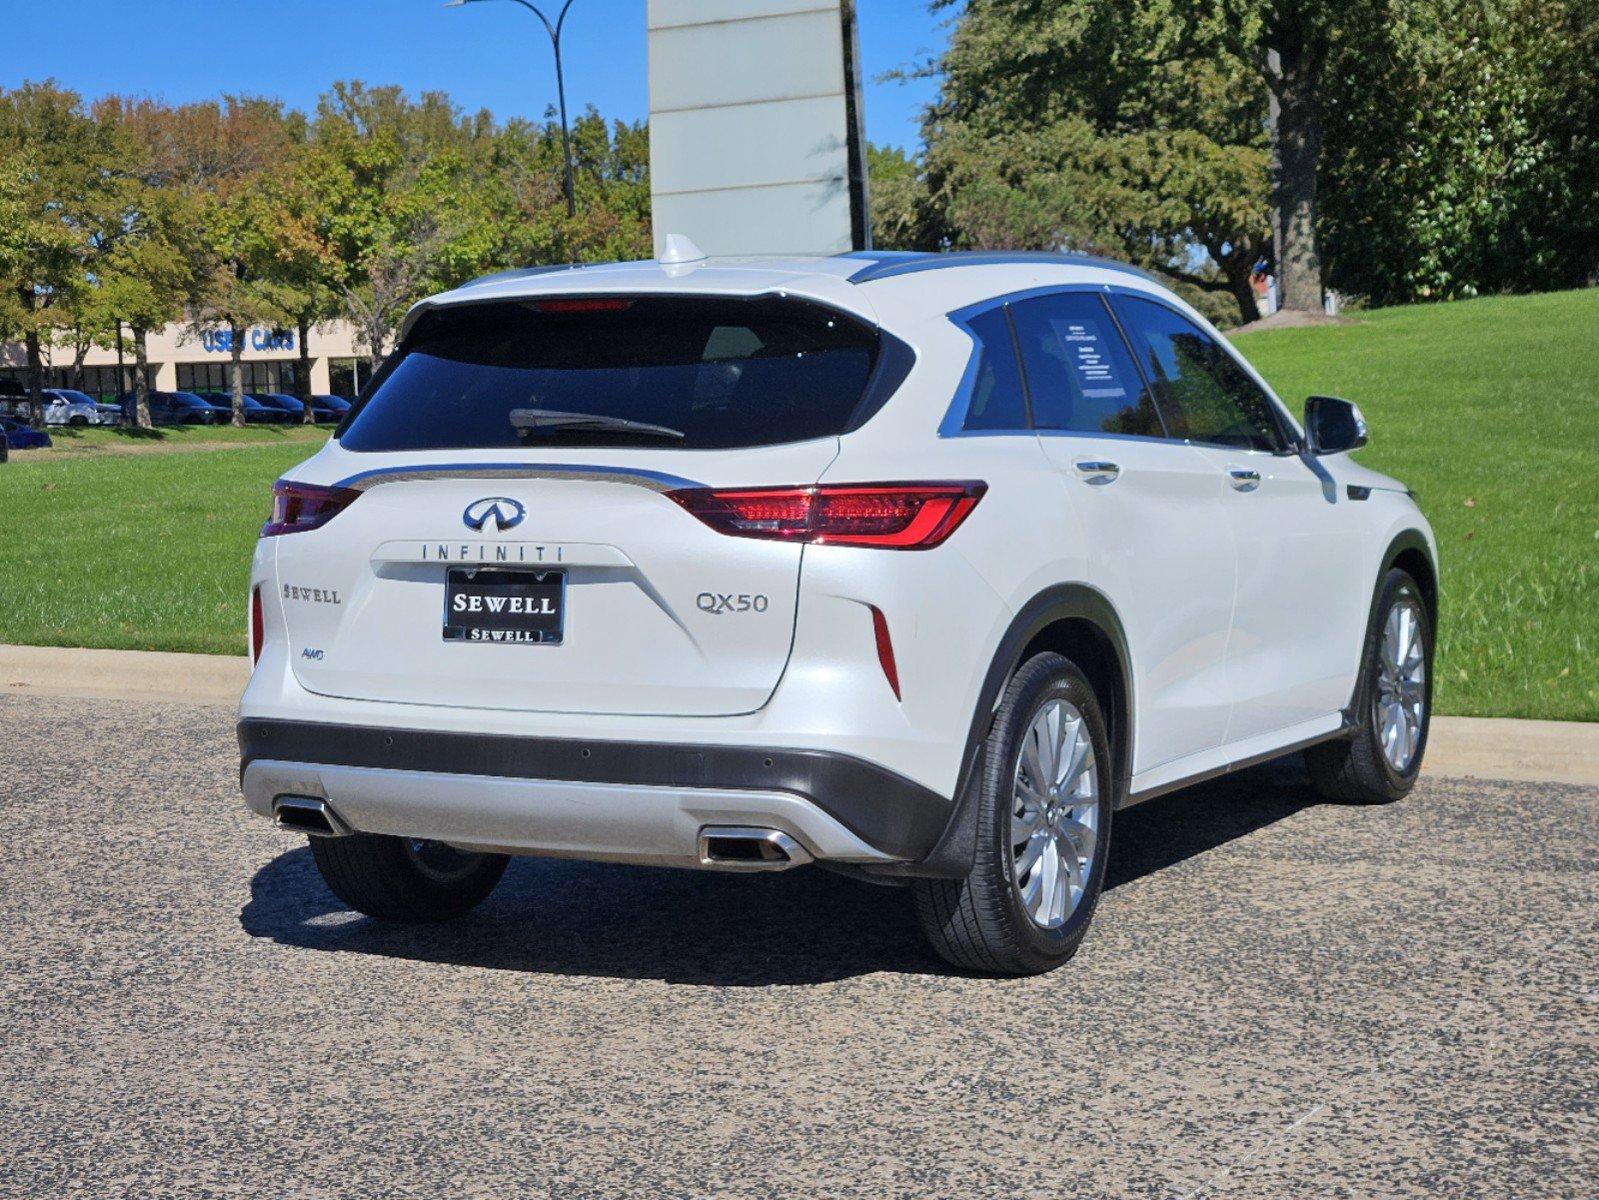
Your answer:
[446,0,578,218]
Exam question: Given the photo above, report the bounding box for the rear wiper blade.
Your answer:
[509,407,684,441]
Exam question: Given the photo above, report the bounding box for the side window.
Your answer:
[960,306,1029,431]
[1009,292,1163,437]
[1114,296,1286,452]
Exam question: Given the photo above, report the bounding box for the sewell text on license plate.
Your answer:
[443,567,565,645]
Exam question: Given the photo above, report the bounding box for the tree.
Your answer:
[306,85,650,372]
[0,82,119,425]
[157,97,302,426]
[923,1,1272,322]
[50,282,117,393]
[264,148,341,420]
[493,108,653,265]
[98,188,200,428]
[1136,0,1387,312]
[3,76,665,425]
[1086,0,1444,312]
[94,97,210,427]
[308,83,490,372]
[0,149,27,286]
[194,189,299,426]
[867,143,941,250]
[1318,0,1599,303]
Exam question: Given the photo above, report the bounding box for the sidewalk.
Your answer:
[3,642,1596,787]
[1,643,249,707]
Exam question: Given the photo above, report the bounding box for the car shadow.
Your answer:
[1103,755,1321,891]
[238,757,1322,986]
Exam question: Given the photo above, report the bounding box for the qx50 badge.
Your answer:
[463,496,526,532]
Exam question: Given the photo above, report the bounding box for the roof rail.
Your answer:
[843,250,1160,285]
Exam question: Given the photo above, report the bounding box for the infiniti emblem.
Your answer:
[463,496,526,532]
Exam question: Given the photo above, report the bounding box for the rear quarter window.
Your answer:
[959,306,1030,432]
[340,296,886,452]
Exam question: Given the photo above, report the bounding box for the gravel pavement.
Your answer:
[3,692,1595,1199]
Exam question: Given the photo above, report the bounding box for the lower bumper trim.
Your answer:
[237,718,953,863]
[244,759,891,868]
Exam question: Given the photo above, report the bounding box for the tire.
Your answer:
[913,652,1114,975]
[1306,569,1433,804]
[68,415,87,427]
[309,833,508,922]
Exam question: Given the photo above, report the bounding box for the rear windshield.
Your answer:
[339,296,882,452]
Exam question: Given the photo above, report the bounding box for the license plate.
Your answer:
[443,567,565,645]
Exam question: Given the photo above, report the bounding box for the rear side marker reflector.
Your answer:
[667,482,986,549]
[870,605,901,699]
[262,480,362,537]
[250,585,264,665]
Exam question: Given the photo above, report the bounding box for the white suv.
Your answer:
[240,250,1436,975]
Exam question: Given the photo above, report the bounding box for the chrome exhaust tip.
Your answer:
[273,795,352,838]
[697,826,813,871]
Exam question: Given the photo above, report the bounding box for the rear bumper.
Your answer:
[237,719,953,867]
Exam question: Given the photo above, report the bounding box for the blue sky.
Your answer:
[2,0,949,152]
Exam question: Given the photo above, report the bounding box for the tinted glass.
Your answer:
[1115,297,1285,451]
[1009,292,1162,437]
[960,306,1029,431]
[339,297,880,452]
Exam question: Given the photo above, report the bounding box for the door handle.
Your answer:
[1074,460,1121,485]
[1228,467,1262,492]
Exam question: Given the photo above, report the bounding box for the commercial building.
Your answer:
[0,319,374,400]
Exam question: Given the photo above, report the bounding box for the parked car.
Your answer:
[193,392,286,424]
[1,417,52,450]
[252,393,308,421]
[0,378,32,420]
[309,394,352,422]
[240,249,1437,976]
[44,388,122,427]
[116,391,231,426]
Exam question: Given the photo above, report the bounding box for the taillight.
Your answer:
[250,585,264,665]
[668,482,986,549]
[261,479,361,537]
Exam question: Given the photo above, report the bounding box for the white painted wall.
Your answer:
[647,0,867,257]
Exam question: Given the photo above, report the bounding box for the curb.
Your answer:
[3,643,1596,788]
[1424,715,1599,788]
[2,643,248,707]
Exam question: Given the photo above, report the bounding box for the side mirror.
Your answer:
[1304,395,1368,455]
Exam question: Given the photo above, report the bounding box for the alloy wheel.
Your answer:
[1010,698,1100,928]
[1375,597,1427,772]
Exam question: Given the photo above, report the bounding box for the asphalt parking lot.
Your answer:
[3,692,1595,1199]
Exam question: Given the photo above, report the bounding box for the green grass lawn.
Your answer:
[0,442,320,656]
[1,290,1594,719]
[1234,288,1597,721]
[37,422,331,455]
